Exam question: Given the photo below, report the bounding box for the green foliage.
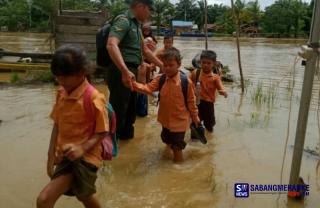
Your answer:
[215,7,234,34]
[10,72,20,83]
[153,0,174,35]
[24,70,54,82]
[0,0,29,31]
[103,0,128,17]
[248,81,278,128]
[174,0,197,21]
[61,0,97,11]
[0,0,314,36]
[251,81,277,108]
[261,0,310,37]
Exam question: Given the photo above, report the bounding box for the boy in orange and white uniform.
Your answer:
[190,50,228,133]
[156,35,174,62]
[132,47,200,162]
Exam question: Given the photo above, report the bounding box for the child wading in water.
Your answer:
[190,50,228,133]
[156,35,174,62]
[133,47,200,162]
[37,45,109,208]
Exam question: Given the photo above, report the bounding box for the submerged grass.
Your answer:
[249,80,278,127]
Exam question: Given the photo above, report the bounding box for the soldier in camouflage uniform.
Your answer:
[106,0,163,140]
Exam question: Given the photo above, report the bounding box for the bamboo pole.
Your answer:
[230,0,245,93]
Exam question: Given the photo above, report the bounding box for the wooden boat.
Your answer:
[0,62,50,72]
[0,48,51,72]
[0,48,52,63]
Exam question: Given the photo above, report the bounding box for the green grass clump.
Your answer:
[10,72,20,83]
[24,70,54,82]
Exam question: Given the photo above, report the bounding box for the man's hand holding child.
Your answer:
[122,70,135,90]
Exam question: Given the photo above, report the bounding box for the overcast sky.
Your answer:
[170,0,311,10]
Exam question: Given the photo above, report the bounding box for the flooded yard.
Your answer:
[1,33,320,207]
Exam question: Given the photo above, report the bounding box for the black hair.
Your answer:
[51,45,92,76]
[143,24,157,43]
[163,34,173,41]
[162,47,181,64]
[200,50,217,62]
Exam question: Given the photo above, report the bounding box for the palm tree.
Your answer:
[174,0,196,21]
[194,1,205,32]
[153,0,174,35]
[246,0,261,25]
[102,0,128,17]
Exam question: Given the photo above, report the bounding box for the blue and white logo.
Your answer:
[234,183,249,198]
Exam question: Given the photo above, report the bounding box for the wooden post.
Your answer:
[230,0,245,93]
[204,0,208,50]
[289,0,320,187]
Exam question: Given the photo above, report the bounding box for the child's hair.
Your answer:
[163,34,173,42]
[51,44,92,76]
[162,47,181,64]
[200,50,217,62]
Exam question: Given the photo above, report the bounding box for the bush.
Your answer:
[10,72,20,83]
[24,70,54,82]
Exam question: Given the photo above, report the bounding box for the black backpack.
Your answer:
[95,14,129,75]
[158,71,189,107]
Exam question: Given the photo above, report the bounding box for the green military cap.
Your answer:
[130,0,155,11]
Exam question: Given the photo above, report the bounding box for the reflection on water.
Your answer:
[1,34,320,207]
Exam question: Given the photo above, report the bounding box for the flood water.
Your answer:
[1,33,320,208]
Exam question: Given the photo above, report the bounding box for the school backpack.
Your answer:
[83,84,118,160]
[95,14,130,75]
[158,71,188,107]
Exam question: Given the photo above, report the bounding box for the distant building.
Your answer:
[172,20,193,35]
[240,23,259,37]
[206,24,224,32]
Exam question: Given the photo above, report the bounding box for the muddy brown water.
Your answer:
[1,33,320,207]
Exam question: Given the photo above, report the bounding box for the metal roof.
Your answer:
[172,20,193,27]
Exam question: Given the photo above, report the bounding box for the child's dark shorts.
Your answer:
[161,127,186,150]
[52,158,98,197]
[198,100,215,131]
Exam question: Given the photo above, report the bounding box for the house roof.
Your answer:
[172,20,193,27]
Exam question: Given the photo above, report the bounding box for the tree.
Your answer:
[207,4,228,24]
[153,0,174,35]
[302,0,314,35]
[261,0,309,37]
[32,0,55,32]
[174,0,196,21]
[0,0,29,31]
[262,0,290,36]
[290,0,308,37]
[60,0,97,11]
[215,7,234,34]
[101,0,128,18]
[193,1,205,31]
[245,0,262,25]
